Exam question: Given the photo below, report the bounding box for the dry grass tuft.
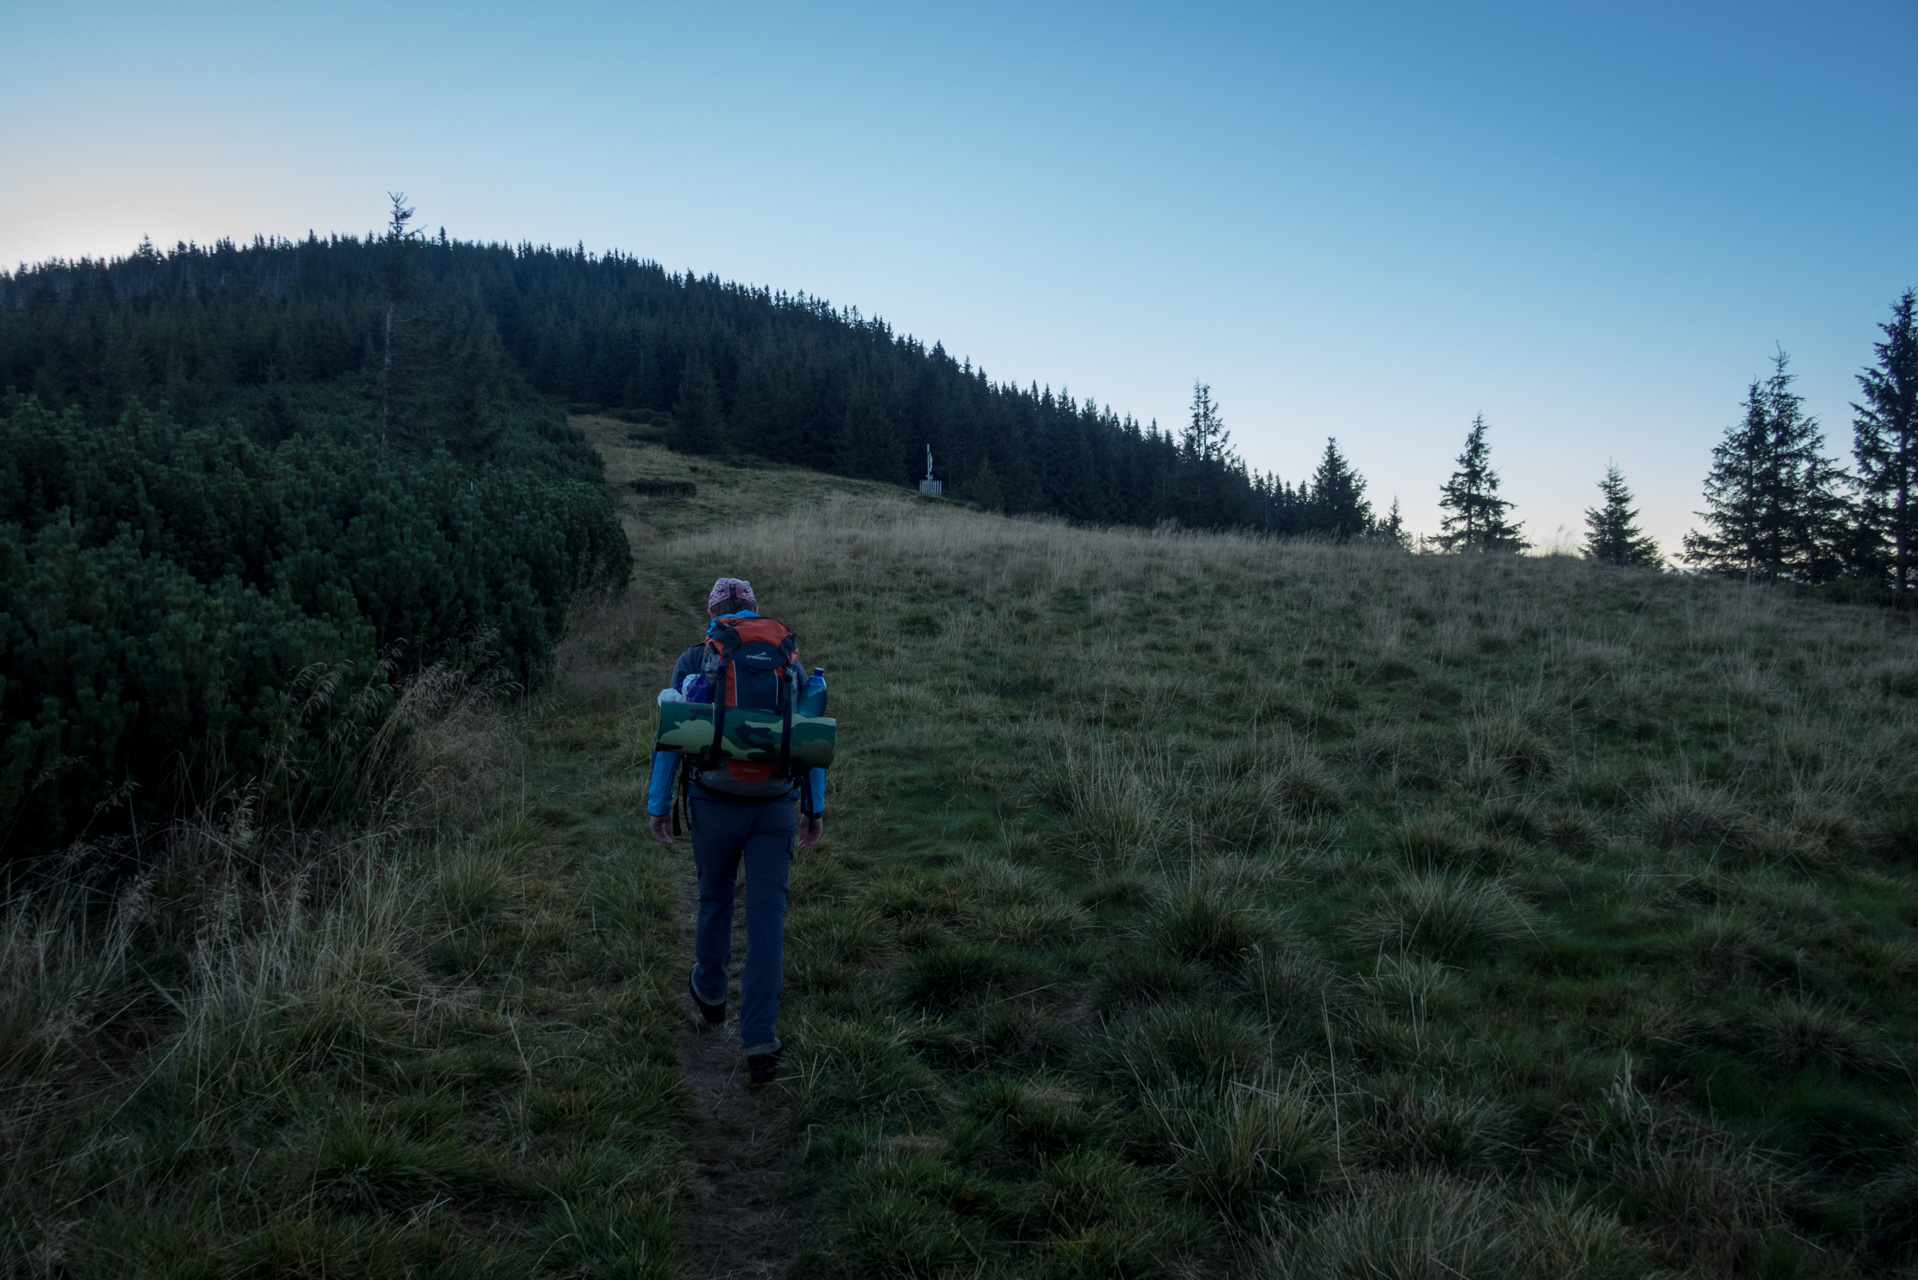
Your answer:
[1145,872,1290,967]
[1271,1173,1517,1280]
[1747,994,1883,1075]
[1353,1073,1517,1172]
[1462,711,1563,785]
[1055,745,1174,868]
[1349,869,1536,959]
[1558,1070,1787,1273]
[1145,1076,1334,1232]
[1641,781,1757,852]
[1107,1004,1271,1089]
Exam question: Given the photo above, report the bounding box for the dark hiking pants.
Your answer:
[687,794,795,1052]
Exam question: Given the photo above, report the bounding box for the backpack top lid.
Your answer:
[705,614,796,658]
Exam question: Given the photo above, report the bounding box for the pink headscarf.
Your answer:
[707,577,756,611]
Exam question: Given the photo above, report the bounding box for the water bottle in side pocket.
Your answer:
[798,667,827,716]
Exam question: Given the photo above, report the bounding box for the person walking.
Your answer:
[647,577,825,1084]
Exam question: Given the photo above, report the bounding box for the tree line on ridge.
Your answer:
[7,216,1909,591]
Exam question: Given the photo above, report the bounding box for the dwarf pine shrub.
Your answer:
[0,396,629,860]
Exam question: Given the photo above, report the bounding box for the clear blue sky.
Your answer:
[3,0,1913,551]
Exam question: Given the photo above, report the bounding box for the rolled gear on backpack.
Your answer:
[655,703,836,768]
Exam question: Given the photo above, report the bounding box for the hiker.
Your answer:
[647,576,826,1084]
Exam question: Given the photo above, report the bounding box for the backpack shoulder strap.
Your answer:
[672,755,689,836]
[700,624,737,767]
[747,617,802,774]
[704,621,743,664]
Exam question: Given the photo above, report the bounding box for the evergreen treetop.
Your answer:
[1684,350,1845,583]
[1852,289,1918,592]
[1436,415,1527,552]
[1307,437,1372,539]
[1583,463,1662,567]
[1376,497,1410,549]
[1181,382,1230,464]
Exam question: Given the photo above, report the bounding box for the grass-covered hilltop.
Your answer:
[3,224,1918,1278]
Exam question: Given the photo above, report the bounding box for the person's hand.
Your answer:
[648,814,674,846]
[798,816,824,849]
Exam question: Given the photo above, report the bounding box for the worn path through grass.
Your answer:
[676,866,813,1280]
[538,623,816,1280]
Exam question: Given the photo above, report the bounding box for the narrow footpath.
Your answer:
[676,875,814,1280]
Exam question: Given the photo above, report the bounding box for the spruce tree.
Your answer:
[670,357,727,455]
[1376,497,1411,549]
[1181,382,1230,463]
[1853,289,1918,592]
[1684,379,1768,580]
[1685,350,1847,582]
[1436,415,1527,552]
[1176,382,1242,527]
[1583,464,1662,567]
[1307,437,1372,538]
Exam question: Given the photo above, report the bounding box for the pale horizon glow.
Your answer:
[3,1,1913,554]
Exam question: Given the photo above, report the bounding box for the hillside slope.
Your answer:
[604,452,1918,1277]
[6,441,1915,1279]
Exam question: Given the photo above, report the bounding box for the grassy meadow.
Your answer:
[6,422,1918,1278]
[603,435,1918,1278]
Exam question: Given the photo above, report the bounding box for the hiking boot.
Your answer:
[687,970,725,1025]
[745,1041,783,1085]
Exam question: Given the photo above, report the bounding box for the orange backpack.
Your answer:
[693,615,805,797]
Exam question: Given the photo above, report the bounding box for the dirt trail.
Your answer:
[579,415,829,1276]
[676,877,814,1279]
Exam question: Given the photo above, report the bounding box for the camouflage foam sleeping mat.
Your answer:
[653,703,837,769]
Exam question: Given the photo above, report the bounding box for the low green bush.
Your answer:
[0,395,630,859]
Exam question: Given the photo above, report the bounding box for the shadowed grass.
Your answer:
[0,622,694,1276]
